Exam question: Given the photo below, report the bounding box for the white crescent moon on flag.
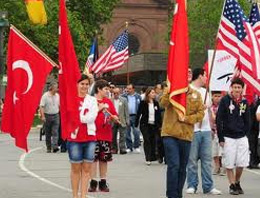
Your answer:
[12,60,33,94]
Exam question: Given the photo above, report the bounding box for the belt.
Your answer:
[130,114,136,116]
[45,113,59,116]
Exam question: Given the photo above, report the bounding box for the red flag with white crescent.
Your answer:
[1,26,53,151]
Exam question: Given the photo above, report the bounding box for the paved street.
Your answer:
[0,130,260,198]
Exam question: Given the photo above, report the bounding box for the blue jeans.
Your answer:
[163,137,191,198]
[126,115,140,150]
[187,131,213,193]
[67,141,96,163]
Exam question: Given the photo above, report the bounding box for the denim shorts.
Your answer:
[67,141,96,163]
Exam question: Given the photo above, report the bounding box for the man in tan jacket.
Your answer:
[160,75,204,198]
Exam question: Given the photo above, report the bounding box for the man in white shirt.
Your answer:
[40,82,60,153]
[186,68,221,195]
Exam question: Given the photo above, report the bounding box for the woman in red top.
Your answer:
[88,79,119,192]
[67,75,98,198]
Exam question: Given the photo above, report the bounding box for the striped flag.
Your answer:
[217,0,260,94]
[90,30,129,74]
[249,3,260,45]
[84,38,99,75]
[25,0,47,25]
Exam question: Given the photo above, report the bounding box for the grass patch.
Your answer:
[33,115,42,127]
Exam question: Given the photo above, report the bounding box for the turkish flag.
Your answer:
[59,0,81,140]
[167,0,189,115]
[1,26,53,151]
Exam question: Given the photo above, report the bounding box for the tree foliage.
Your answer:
[187,0,251,67]
[0,0,119,70]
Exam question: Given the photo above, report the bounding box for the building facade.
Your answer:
[101,0,170,85]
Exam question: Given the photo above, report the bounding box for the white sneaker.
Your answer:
[186,187,196,194]
[126,149,132,153]
[134,148,141,154]
[146,161,151,166]
[208,188,222,195]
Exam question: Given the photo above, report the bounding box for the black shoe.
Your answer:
[53,147,59,153]
[229,184,239,195]
[60,148,67,153]
[119,150,127,155]
[235,181,244,194]
[99,179,109,192]
[158,158,163,164]
[88,180,98,192]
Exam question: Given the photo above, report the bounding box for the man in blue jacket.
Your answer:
[122,83,142,153]
[216,78,250,195]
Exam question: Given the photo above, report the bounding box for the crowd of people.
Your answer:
[38,68,260,198]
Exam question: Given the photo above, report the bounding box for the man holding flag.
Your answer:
[159,0,204,197]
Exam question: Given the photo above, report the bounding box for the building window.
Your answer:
[129,34,140,55]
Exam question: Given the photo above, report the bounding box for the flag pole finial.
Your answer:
[125,21,129,29]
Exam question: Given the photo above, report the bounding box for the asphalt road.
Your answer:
[1,131,260,198]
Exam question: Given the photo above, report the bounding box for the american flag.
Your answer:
[250,3,260,45]
[90,30,129,74]
[217,0,260,94]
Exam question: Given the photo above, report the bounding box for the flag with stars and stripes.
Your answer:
[217,0,260,95]
[90,30,129,74]
[167,0,189,116]
[249,3,260,45]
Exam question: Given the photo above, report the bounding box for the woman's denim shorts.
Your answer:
[67,141,96,163]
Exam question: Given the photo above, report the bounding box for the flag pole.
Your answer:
[125,21,129,85]
[10,25,58,68]
[202,0,226,104]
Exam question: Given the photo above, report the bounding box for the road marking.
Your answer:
[245,168,260,176]
[19,147,97,198]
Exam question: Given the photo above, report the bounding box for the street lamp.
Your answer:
[0,11,9,99]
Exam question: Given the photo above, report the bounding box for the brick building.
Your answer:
[101,0,170,85]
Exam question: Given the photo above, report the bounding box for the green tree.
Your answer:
[187,0,251,67]
[0,0,119,70]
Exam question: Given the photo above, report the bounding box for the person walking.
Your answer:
[122,83,142,153]
[186,68,221,195]
[135,88,162,165]
[216,78,250,195]
[40,82,60,153]
[67,75,98,198]
[111,87,129,154]
[160,78,205,198]
[89,79,119,192]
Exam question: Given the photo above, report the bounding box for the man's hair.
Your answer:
[127,83,135,89]
[77,74,89,83]
[211,91,221,95]
[231,77,244,88]
[94,79,109,94]
[48,82,58,91]
[141,86,148,93]
[192,68,205,81]
[161,81,167,89]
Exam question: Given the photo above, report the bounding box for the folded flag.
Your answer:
[25,0,47,25]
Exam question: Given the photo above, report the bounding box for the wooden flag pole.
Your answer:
[202,1,226,105]
[10,25,58,68]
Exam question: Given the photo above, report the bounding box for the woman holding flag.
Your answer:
[67,75,98,198]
